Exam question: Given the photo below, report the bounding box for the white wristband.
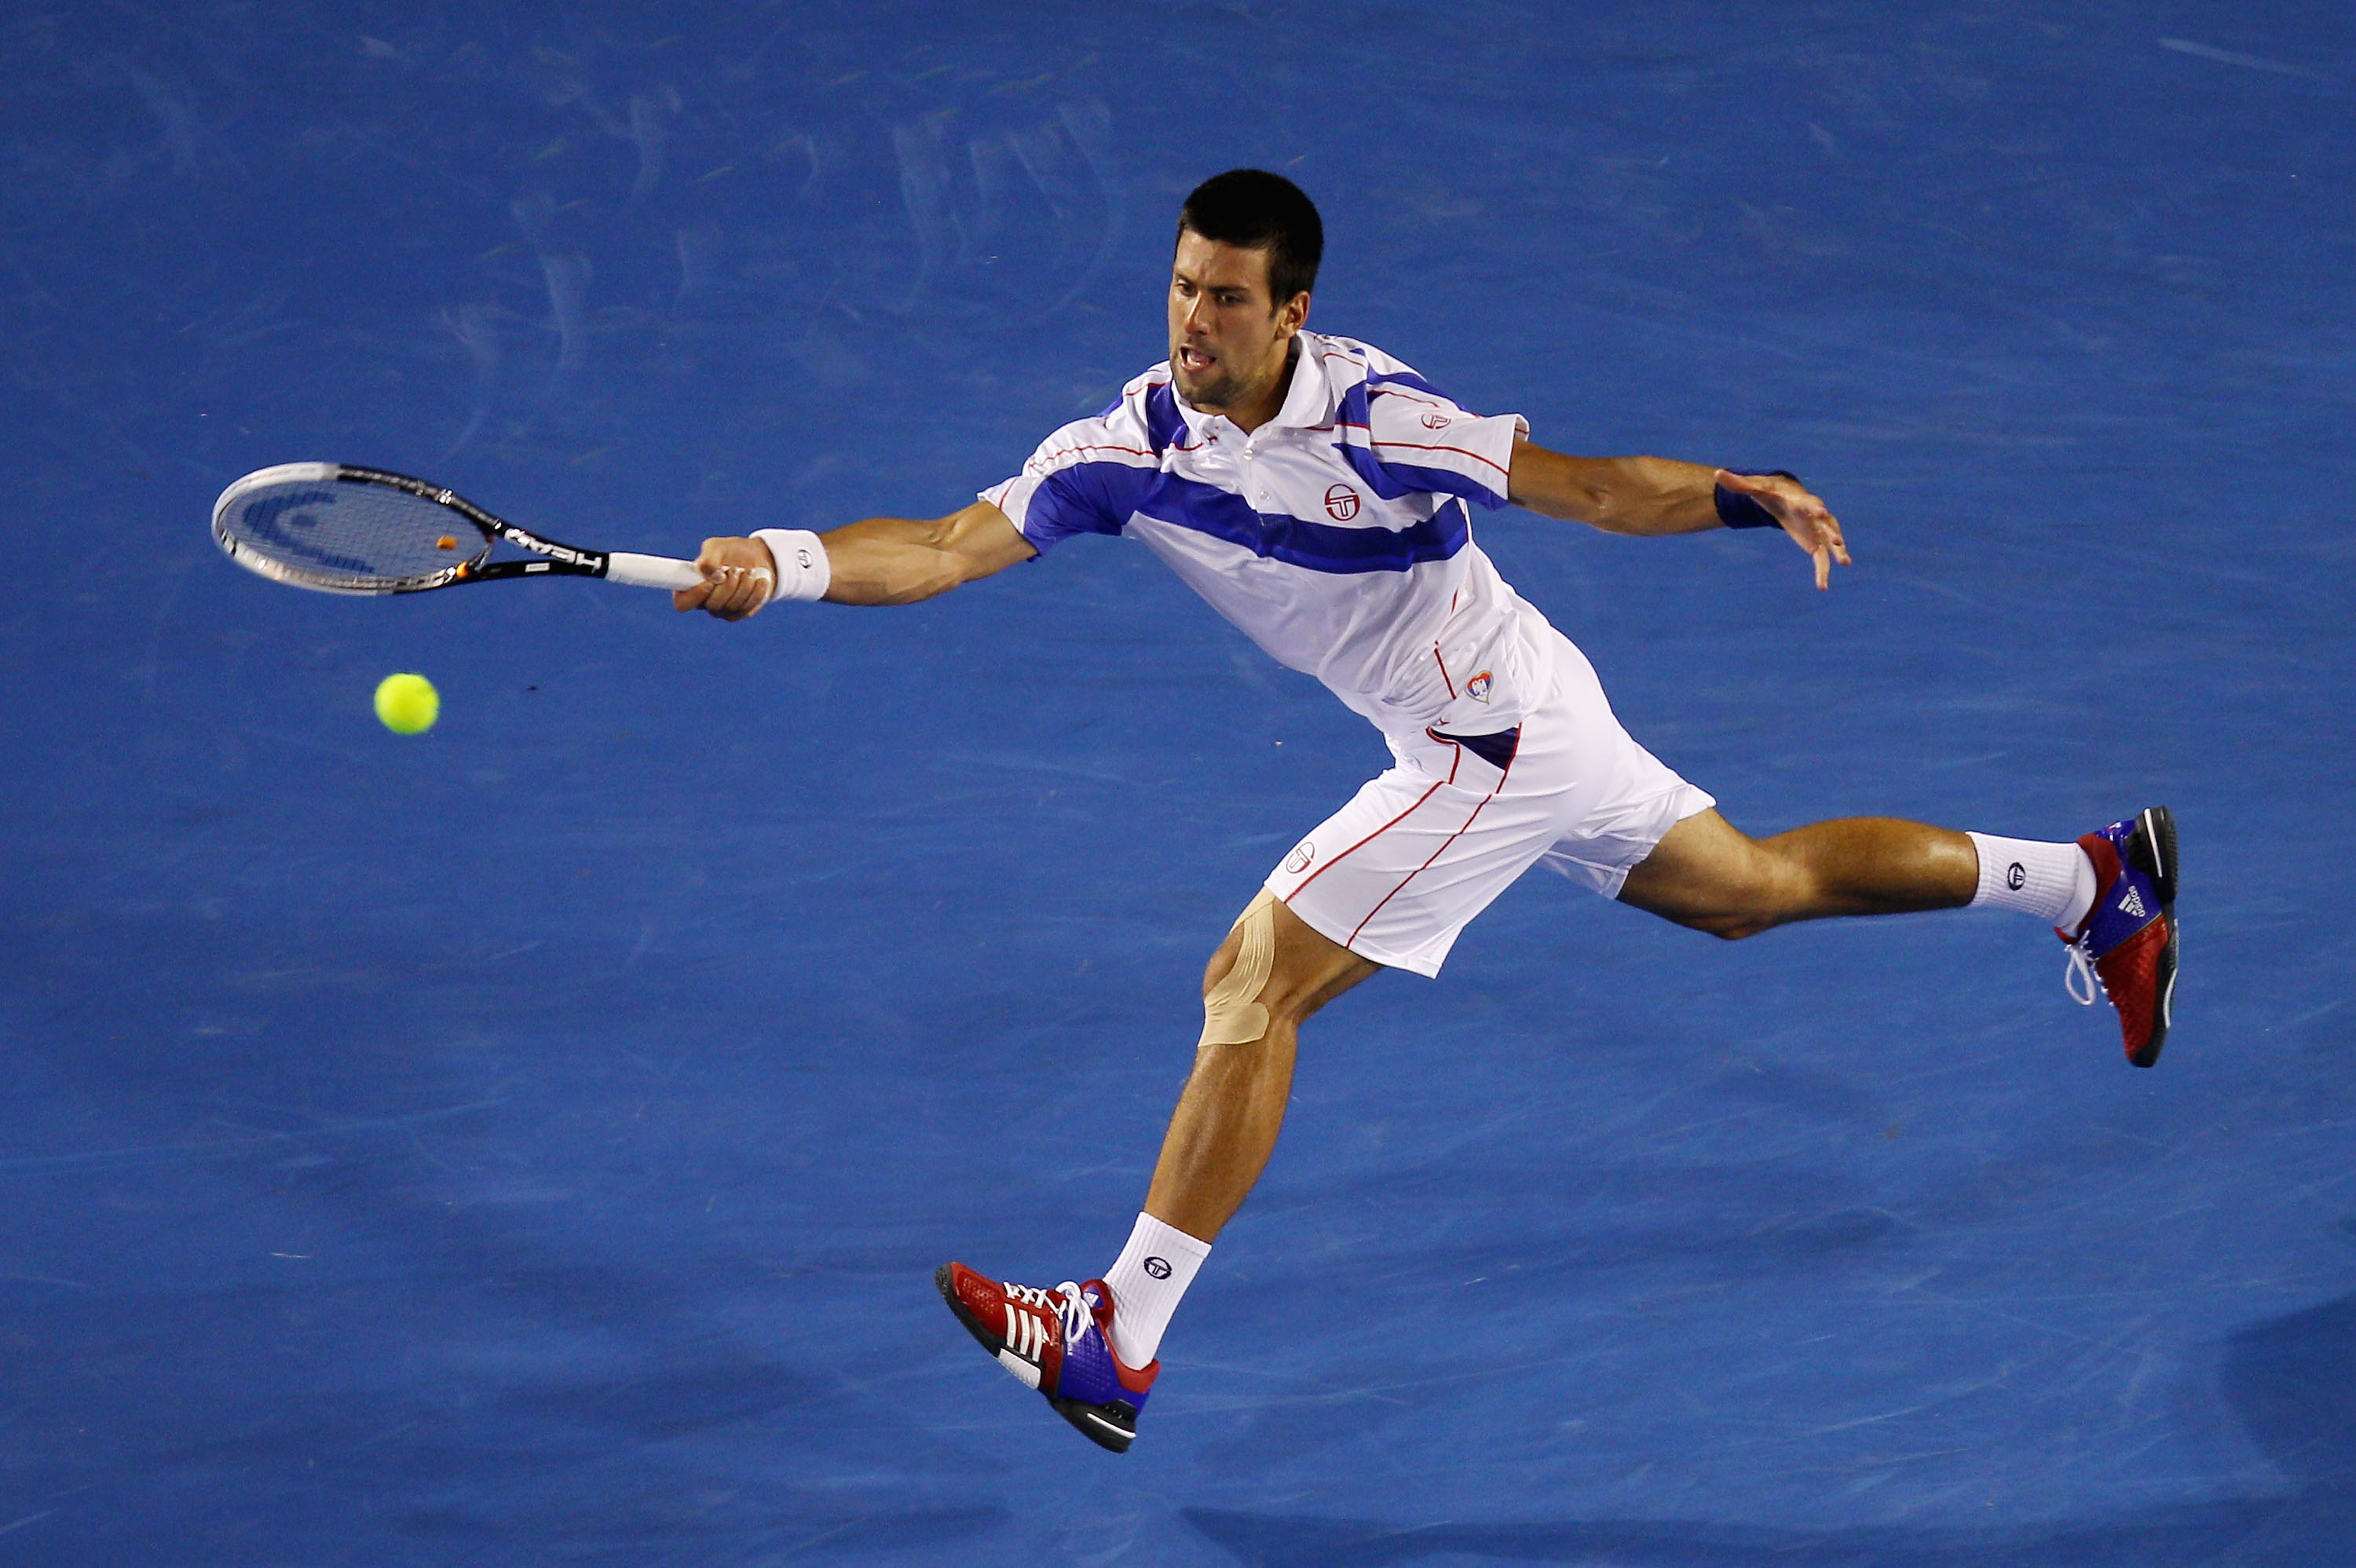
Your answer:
[751,528,832,604]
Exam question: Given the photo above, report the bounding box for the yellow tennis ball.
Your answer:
[373,672,439,735]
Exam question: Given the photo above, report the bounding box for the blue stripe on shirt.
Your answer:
[1026,461,1158,546]
[1141,480,1471,573]
[1366,366,1451,399]
[1331,382,1513,510]
[1019,459,1470,573]
[1336,441,1513,511]
[1143,379,1188,455]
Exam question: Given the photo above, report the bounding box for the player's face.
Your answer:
[1168,229,1308,416]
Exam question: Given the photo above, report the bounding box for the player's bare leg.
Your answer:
[1621,804,2179,1065]
[935,891,1375,1451]
[1617,807,1977,938]
[1143,894,1380,1241]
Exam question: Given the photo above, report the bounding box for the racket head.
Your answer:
[211,463,494,594]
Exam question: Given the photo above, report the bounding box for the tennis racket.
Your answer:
[211,462,704,595]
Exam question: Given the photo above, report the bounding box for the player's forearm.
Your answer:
[816,517,979,606]
[1507,444,1721,536]
[1586,456,1724,535]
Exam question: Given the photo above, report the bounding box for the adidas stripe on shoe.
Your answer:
[935,1263,1158,1453]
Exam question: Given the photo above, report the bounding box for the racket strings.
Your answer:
[217,480,485,590]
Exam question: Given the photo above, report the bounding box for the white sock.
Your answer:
[1966,832,2098,930]
[1101,1212,1209,1368]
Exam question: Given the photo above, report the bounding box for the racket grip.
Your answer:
[605,552,705,591]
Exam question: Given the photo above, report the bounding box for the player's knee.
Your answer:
[1710,838,1823,935]
[1716,875,1815,938]
[1198,894,1298,1045]
[1663,857,1805,941]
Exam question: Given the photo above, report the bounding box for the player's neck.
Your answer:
[1195,340,1298,435]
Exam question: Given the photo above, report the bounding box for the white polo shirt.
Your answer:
[983,331,1549,736]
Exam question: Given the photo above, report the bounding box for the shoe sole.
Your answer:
[2127,805,2179,1068]
[1048,1395,1139,1454]
[933,1265,1136,1455]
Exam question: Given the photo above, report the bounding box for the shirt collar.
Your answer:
[1173,332,1337,439]
[1268,332,1337,430]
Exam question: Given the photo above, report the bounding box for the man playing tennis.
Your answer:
[677,170,2179,1453]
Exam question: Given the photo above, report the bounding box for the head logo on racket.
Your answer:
[238,488,373,575]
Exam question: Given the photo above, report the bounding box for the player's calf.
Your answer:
[1626,811,1984,937]
[1147,894,1380,1241]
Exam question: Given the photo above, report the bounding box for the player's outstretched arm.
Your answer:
[675,499,1037,620]
[1505,440,1852,590]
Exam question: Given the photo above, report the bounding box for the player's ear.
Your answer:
[1277,290,1310,335]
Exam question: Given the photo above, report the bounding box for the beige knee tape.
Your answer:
[1198,893,1278,1048]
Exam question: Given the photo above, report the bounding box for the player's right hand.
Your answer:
[1714,470,1851,591]
[675,536,777,620]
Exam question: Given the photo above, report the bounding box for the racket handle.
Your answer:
[604,552,705,591]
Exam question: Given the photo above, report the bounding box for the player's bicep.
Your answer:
[941,498,1038,583]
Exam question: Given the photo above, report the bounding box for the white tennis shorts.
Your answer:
[1268,629,1714,976]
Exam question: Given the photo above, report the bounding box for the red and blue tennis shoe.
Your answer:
[2061,805,2179,1068]
[935,1263,1157,1453]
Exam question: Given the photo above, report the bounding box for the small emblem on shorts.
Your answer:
[2006,861,2025,891]
[1323,484,1361,521]
[1421,411,1451,429]
[1466,670,1493,703]
[1283,841,1316,875]
[1143,1256,1173,1280]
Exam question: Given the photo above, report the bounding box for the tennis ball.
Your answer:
[373,672,439,735]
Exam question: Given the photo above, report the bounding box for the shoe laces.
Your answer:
[1004,1279,1095,1346]
[2063,935,2105,1007]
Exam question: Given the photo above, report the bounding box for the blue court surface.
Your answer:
[5,3,2354,1563]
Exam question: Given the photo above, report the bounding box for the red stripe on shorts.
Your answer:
[1287,747,1462,898]
[1344,729,1522,948]
[1346,783,1504,948]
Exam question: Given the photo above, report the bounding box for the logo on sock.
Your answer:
[1143,1256,1172,1280]
[2007,862,2025,891]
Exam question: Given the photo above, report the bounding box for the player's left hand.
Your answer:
[1714,470,1851,590]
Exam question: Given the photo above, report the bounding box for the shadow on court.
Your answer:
[1189,1288,2356,1564]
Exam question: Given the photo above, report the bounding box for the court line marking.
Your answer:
[2159,38,2333,83]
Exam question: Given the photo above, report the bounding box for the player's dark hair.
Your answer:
[1176,170,1323,305]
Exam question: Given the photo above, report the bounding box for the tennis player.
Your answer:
[678,170,2179,1453]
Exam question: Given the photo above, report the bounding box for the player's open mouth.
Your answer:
[1177,345,1216,374]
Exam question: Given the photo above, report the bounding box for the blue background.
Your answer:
[3,3,2353,1563]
